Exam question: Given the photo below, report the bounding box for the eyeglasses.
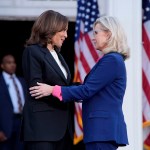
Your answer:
[93,29,103,35]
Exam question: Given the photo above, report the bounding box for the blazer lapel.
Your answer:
[41,47,69,84]
[0,75,13,108]
[57,52,71,84]
[84,61,99,82]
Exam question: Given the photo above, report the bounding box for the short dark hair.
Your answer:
[1,54,15,64]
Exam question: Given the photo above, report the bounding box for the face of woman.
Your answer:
[92,24,110,51]
[51,29,68,48]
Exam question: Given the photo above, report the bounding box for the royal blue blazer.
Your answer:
[61,52,129,146]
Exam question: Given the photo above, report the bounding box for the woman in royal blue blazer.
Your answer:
[30,16,130,150]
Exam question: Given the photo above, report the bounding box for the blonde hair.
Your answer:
[94,16,130,60]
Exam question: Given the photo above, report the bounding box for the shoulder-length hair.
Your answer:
[93,16,130,60]
[26,10,68,47]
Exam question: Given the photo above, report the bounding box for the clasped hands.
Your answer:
[29,82,54,99]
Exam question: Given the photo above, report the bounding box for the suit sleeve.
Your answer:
[61,55,119,102]
[22,46,43,87]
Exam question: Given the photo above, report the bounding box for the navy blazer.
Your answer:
[0,74,26,138]
[61,52,128,146]
[22,44,73,141]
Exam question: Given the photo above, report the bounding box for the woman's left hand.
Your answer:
[29,82,54,99]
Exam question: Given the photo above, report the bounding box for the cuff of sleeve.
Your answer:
[52,85,63,101]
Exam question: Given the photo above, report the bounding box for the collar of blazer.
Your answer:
[39,46,71,85]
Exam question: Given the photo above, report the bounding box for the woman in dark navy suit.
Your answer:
[30,16,130,150]
[22,10,73,150]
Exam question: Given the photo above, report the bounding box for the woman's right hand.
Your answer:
[29,82,54,99]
